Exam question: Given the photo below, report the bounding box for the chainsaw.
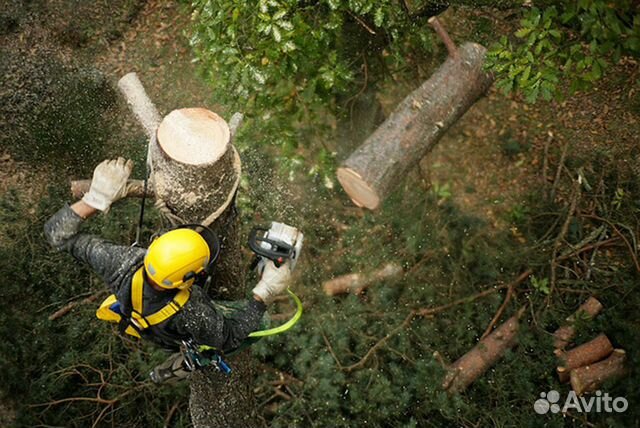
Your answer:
[247,221,304,339]
[248,221,304,272]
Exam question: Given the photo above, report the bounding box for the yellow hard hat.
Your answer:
[144,228,211,290]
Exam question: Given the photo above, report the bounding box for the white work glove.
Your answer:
[82,157,134,212]
[252,259,292,304]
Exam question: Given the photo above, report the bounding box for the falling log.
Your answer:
[553,297,603,350]
[442,307,525,394]
[323,263,403,296]
[570,349,627,396]
[556,334,614,382]
[336,17,493,210]
[117,75,257,428]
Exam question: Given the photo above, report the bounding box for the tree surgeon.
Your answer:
[44,157,292,383]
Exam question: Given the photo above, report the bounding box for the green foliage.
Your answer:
[531,275,550,295]
[187,0,440,177]
[0,187,189,427]
[486,2,640,102]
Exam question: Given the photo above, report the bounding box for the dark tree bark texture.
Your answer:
[337,41,494,209]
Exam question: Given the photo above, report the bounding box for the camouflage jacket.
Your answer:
[44,205,266,352]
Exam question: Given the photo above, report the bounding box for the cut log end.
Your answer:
[570,349,627,396]
[336,167,380,210]
[157,108,230,166]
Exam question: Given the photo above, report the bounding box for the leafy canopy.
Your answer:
[486,1,640,102]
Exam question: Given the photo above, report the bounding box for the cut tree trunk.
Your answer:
[570,349,627,396]
[555,333,614,383]
[323,263,403,296]
[553,296,603,350]
[117,74,258,428]
[442,307,525,394]
[336,18,493,209]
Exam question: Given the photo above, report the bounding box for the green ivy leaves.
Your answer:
[486,2,640,103]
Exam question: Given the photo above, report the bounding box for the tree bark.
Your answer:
[442,307,525,394]
[570,349,627,396]
[555,333,613,383]
[323,263,403,296]
[336,40,493,209]
[117,74,258,427]
[552,297,603,350]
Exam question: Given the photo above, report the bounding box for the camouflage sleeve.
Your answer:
[175,286,267,353]
[43,205,145,293]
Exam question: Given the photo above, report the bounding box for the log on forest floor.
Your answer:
[323,263,403,296]
[441,307,525,394]
[553,296,603,350]
[555,333,613,383]
[337,18,493,210]
[570,349,627,396]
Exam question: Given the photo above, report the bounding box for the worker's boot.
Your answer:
[150,352,191,384]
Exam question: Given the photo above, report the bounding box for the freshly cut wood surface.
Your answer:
[553,296,603,350]
[152,108,240,224]
[157,108,230,165]
[556,334,614,382]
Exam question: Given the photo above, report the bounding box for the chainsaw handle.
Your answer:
[248,227,292,267]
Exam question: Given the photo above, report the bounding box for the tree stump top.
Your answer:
[157,108,230,166]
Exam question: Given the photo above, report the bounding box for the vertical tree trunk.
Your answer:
[116,74,259,427]
[150,109,257,428]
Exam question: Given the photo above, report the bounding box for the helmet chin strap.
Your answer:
[143,269,174,292]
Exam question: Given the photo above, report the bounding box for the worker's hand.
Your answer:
[82,157,134,212]
[252,260,292,304]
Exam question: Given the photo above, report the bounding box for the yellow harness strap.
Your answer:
[129,267,191,332]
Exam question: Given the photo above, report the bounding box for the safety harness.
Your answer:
[96,266,303,375]
[96,267,191,339]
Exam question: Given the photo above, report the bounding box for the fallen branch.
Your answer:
[549,178,581,300]
[555,333,613,383]
[552,296,603,350]
[49,291,106,321]
[570,349,627,396]
[442,306,526,394]
[480,270,532,339]
[414,283,509,318]
[581,214,640,273]
[341,311,416,373]
[323,263,403,296]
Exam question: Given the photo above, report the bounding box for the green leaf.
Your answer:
[374,8,384,27]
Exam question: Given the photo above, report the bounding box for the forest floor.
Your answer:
[1,1,639,426]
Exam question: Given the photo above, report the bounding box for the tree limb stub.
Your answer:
[556,333,614,383]
[442,307,526,394]
[337,42,493,209]
[323,263,403,296]
[428,16,458,58]
[570,349,627,396]
[70,179,151,199]
[117,72,162,139]
[553,297,603,350]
